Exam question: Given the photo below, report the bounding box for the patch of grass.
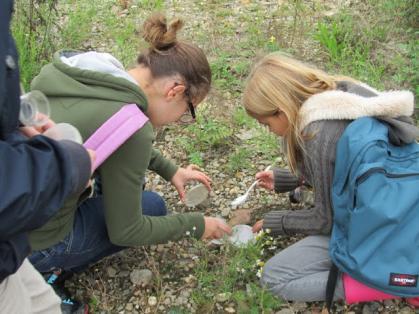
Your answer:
[138,0,165,10]
[192,118,232,148]
[251,127,281,163]
[227,148,252,174]
[183,115,233,151]
[176,106,234,165]
[314,16,386,88]
[88,295,100,313]
[59,2,97,49]
[104,11,139,66]
[188,151,204,168]
[314,21,343,62]
[12,0,59,90]
[232,106,257,128]
[314,0,418,91]
[211,51,243,92]
[190,231,282,313]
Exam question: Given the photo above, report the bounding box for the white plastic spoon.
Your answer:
[231,165,272,207]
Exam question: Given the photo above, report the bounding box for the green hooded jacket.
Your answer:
[29,51,205,250]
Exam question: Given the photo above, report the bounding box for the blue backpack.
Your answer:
[328,117,419,299]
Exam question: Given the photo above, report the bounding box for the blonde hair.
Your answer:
[243,52,351,173]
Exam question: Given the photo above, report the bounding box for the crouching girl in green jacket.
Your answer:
[28,13,231,304]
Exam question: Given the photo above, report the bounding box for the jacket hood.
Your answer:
[31,50,148,110]
[299,82,418,145]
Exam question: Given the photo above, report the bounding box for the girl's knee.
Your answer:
[142,191,167,216]
[260,256,288,290]
[153,195,167,216]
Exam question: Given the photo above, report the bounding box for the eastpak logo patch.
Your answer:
[389,273,418,287]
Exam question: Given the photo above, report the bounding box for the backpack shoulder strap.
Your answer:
[325,263,340,313]
[83,104,148,171]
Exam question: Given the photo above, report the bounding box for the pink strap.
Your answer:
[343,273,398,304]
[83,104,148,171]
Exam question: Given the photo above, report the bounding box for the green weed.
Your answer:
[138,0,165,10]
[227,148,252,174]
[251,127,280,163]
[12,0,59,90]
[232,107,256,128]
[185,116,233,150]
[188,152,204,168]
[314,0,417,92]
[59,2,97,49]
[211,51,241,91]
[314,21,343,62]
[190,231,282,312]
[176,109,234,165]
[88,295,100,312]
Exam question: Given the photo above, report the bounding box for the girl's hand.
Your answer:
[19,114,55,137]
[252,219,264,233]
[171,164,212,201]
[86,149,96,175]
[202,217,232,240]
[255,170,274,191]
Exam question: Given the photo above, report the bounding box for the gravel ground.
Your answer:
[64,125,417,314]
[53,1,418,313]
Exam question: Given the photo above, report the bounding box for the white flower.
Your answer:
[186,231,191,236]
[192,226,197,231]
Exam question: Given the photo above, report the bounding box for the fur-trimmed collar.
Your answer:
[298,89,415,131]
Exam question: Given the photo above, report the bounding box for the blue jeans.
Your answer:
[29,191,166,273]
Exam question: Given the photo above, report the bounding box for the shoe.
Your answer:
[44,269,74,288]
[44,270,89,314]
[59,289,89,314]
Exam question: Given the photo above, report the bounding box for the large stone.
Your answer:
[148,296,157,306]
[229,209,252,226]
[125,303,133,311]
[275,309,293,314]
[106,266,117,278]
[216,292,231,303]
[129,269,153,286]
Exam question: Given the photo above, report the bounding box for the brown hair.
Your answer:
[243,52,354,173]
[138,13,211,104]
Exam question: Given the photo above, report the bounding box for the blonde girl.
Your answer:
[244,52,417,301]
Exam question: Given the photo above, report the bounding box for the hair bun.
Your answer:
[142,13,184,50]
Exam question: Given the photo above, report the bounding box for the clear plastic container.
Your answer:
[43,123,83,144]
[19,90,50,127]
[19,90,82,143]
[211,224,255,247]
